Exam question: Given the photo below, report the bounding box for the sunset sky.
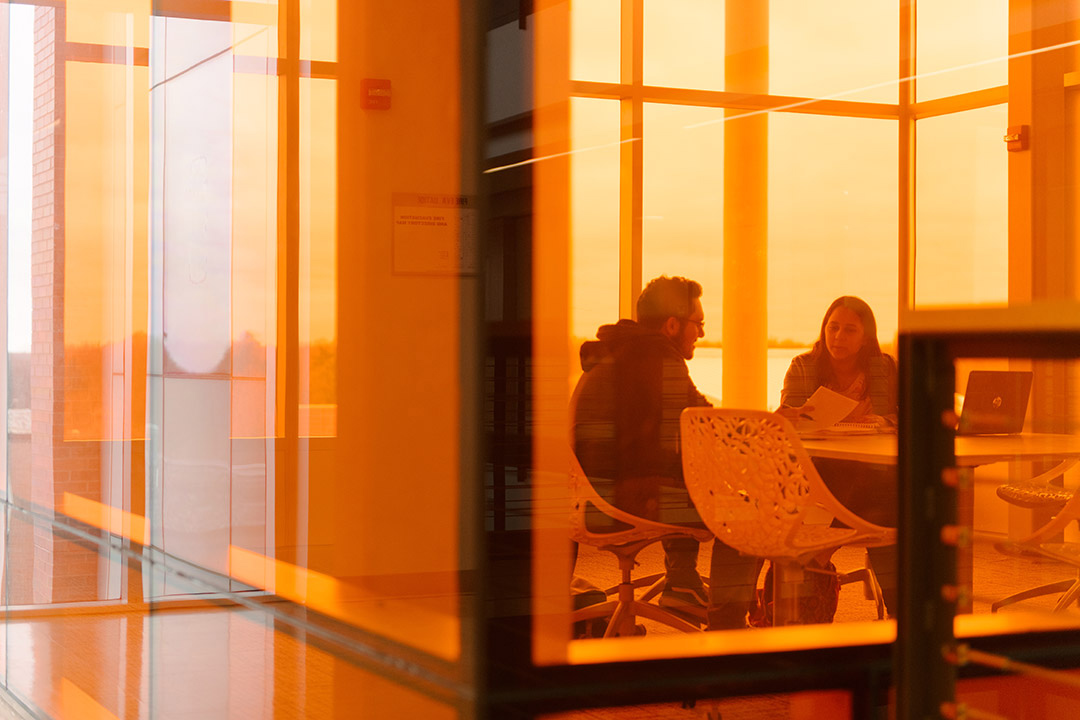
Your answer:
[3,0,1017,357]
[567,0,1010,347]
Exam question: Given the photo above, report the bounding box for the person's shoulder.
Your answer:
[788,350,815,368]
[609,322,670,351]
[872,353,898,371]
[592,321,672,365]
[579,339,611,372]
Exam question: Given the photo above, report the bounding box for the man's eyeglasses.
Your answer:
[683,318,705,332]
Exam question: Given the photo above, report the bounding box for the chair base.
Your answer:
[991,579,1080,613]
[571,595,703,637]
[572,555,706,637]
[755,556,886,626]
[836,564,886,620]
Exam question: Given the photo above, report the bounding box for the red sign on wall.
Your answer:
[362,78,391,110]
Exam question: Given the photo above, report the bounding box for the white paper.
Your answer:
[794,386,859,432]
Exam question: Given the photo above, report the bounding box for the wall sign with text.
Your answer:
[392,193,478,275]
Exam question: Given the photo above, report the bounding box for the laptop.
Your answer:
[957,370,1033,435]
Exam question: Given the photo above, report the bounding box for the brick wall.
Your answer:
[31,5,103,604]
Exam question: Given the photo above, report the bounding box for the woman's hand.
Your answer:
[776,404,814,422]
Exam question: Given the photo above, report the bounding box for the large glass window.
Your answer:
[2,0,1080,717]
[535,0,1080,686]
[570,97,620,342]
[1,0,478,713]
[768,113,899,404]
[643,0,725,91]
[915,105,1008,307]
[642,103,725,399]
[917,0,1008,102]
[770,0,898,103]
[570,0,619,83]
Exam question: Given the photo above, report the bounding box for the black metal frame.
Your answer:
[898,328,1080,719]
[485,635,893,719]
[476,327,1080,720]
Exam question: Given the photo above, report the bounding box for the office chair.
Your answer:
[680,408,895,626]
[992,459,1080,613]
[569,450,712,637]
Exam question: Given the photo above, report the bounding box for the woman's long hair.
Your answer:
[808,296,883,383]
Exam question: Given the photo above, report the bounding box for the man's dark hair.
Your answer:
[636,276,702,329]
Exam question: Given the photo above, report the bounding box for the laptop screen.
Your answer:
[957,370,1033,435]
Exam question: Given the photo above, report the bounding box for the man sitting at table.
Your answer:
[571,275,760,630]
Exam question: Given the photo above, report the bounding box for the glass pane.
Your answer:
[949,356,1080,627]
[160,377,231,589]
[915,105,1008,307]
[230,18,276,576]
[231,391,269,566]
[301,0,337,62]
[570,97,619,342]
[769,113,899,409]
[917,0,1007,102]
[642,103,724,400]
[300,78,337,438]
[3,0,480,711]
[160,18,233,377]
[231,67,276,380]
[770,0,897,104]
[66,0,151,47]
[7,3,34,507]
[570,0,619,83]
[644,0,725,91]
[65,59,151,447]
[1,509,124,605]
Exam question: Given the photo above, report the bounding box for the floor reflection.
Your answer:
[0,511,461,719]
[1,606,458,719]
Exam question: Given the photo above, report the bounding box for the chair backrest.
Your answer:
[1022,473,1080,545]
[680,407,890,559]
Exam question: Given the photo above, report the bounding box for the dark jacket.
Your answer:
[570,320,710,502]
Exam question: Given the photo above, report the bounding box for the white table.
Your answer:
[799,431,1080,613]
[800,432,1080,467]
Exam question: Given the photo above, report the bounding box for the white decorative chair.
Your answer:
[679,408,895,625]
[569,450,712,637]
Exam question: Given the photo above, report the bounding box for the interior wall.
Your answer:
[333,0,478,662]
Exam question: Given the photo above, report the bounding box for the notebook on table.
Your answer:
[957,370,1033,435]
[793,386,888,437]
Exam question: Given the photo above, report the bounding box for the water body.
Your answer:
[687,346,807,410]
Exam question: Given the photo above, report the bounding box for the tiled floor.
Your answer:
[0,505,466,720]
[0,605,463,719]
[1,512,1078,718]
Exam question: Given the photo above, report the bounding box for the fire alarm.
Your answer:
[362,78,391,110]
[1003,125,1028,152]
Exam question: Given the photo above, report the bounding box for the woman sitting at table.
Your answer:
[772,295,898,624]
[779,295,897,427]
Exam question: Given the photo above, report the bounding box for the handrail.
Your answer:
[948,644,1080,692]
